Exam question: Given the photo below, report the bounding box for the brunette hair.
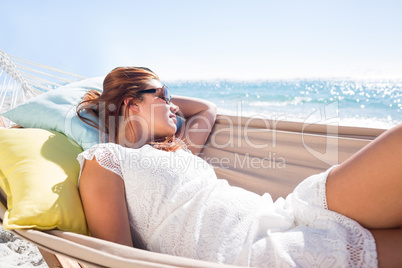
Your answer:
[77,67,185,152]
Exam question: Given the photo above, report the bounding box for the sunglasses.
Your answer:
[137,85,171,104]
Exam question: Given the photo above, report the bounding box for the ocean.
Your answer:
[169,79,401,129]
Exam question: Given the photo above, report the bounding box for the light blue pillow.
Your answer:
[1,77,105,150]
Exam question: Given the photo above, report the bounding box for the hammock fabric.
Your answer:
[0,49,85,115]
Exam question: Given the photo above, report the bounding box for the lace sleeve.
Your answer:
[77,143,123,181]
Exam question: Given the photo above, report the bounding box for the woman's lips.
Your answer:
[169,113,177,123]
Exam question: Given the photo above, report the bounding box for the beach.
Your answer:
[0,225,47,267]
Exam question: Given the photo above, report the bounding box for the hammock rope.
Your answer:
[0,49,86,113]
[9,54,85,80]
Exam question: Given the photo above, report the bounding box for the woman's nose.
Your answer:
[170,103,179,113]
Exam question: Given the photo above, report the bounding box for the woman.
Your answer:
[77,67,401,267]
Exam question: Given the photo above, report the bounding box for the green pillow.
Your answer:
[0,128,88,235]
[1,77,104,150]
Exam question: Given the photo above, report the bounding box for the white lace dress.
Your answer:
[77,143,377,268]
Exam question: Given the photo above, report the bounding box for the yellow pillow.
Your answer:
[0,128,88,235]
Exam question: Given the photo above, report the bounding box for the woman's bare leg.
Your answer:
[326,124,402,228]
[325,124,402,267]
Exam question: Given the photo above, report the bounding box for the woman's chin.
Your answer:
[171,116,178,125]
[157,125,177,138]
[168,120,178,132]
[170,125,177,136]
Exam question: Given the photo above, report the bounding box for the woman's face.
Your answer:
[136,79,177,141]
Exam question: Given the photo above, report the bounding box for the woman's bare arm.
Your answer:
[79,159,133,247]
[171,96,217,155]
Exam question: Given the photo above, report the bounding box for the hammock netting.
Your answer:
[0,49,86,113]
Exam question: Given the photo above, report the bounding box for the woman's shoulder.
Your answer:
[78,143,119,163]
[82,142,122,154]
[77,143,126,182]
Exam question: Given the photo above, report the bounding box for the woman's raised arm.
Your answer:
[172,96,217,155]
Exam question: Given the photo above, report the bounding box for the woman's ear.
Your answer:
[124,98,140,113]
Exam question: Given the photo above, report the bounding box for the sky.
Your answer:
[1,0,402,81]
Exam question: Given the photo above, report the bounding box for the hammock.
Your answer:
[0,49,85,114]
[0,49,385,268]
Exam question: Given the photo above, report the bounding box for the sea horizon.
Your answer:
[167,78,401,129]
